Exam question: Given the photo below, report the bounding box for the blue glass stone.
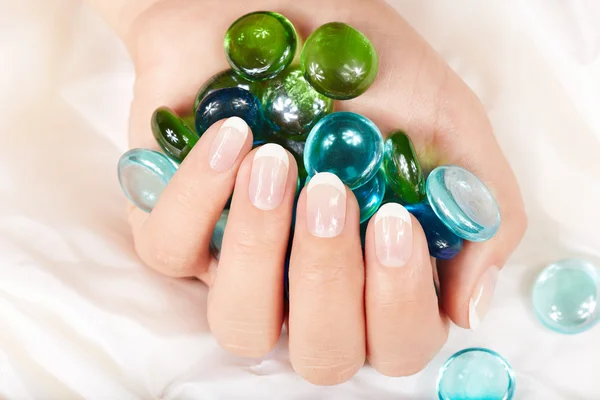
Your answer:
[427,165,500,242]
[353,168,386,223]
[195,87,266,142]
[532,258,599,334]
[304,112,383,189]
[406,202,463,260]
[117,149,177,213]
[437,348,516,400]
[210,210,229,260]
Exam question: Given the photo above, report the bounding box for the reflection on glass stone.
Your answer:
[353,168,386,223]
[152,106,198,163]
[406,202,463,260]
[194,69,261,113]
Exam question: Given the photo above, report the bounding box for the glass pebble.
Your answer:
[383,130,425,204]
[406,202,463,260]
[427,165,500,242]
[210,210,229,260]
[194,69,262,113]
[353,168,386,223]
[152,106,198,163]
[304,112,383,189]
[437,348,516,400]
[301,22,378,100]
[532,258,599,334]
[224,11,297,81]
[262,66,333,140]
[117,149,177,213]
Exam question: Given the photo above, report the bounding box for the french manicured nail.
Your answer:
[374,203,413,267]
[469,266,499,330]
[208,117,248,172]
[306,172,346,238]
[249,144,289,210]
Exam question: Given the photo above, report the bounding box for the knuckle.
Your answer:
[231,228,279,259]
[297,261,346,288]
[371,355,431,377]
[135,234,199,277]
[209,315,279,358]
[292,351,363,386]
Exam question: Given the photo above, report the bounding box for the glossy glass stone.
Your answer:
[353,168,386,223]
[151,107,198,163]
[193,69,261,113]
[304,112,383,189]
[301,22,378,100]
[117,149,177,213]
[224,11,297,81]
[195,87,266,142]
[427,165,500,242]
[210,210,229,261]
[262,66,334,139]
[383,131,425,204]
[532,259,599,334]
[269,134,308,185]
[406,202,463,260]
[437,348,516,400]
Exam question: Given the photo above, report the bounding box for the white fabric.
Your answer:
[1,0,599,398]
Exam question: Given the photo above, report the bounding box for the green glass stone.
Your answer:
[224,11,298,81]
[382,131,425,204]
[193,69,261,113]
[151,107,198,163]
[301,22,378,100]
[261,66,334,140]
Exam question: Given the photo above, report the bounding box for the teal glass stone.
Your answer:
[532,259,599,334]
[210,210,229,260]
[117,149,177,213]
[151,106,198,163]
[261,66,334,140]
[304,112,383,189]
[194,69,262,113]
[427,165,500,242]
[437,348,516,400]
[406,202,463,260]
[353,168,386,223]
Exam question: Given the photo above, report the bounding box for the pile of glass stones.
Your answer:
[117,11,502,261]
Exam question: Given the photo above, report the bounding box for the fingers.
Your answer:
[288,173,365,386]
[365,203,448,377]
[130,117,252,277]
[207,144,298,357]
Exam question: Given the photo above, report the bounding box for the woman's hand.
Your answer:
[113,0,526,385]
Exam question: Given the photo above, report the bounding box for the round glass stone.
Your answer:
[383,130,425,204]
[151,106,198,163]
[301,22,378,100]
[224,11,297,81]
[117,149,178,213]
[437,348,516,400]
[210,210,229,261]
[353,168,386,223]
[193,69,261,113]
[426,165,500,242]
[532,259,599,334]
[261,66,334,140]
[304,112,383,189]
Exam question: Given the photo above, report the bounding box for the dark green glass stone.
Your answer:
[193,69,261,113]
[383,131,425,204]
[151,106,198,162]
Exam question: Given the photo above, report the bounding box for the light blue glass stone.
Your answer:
[426,165,500,242]
[437,348,516,400]
[353,168,386,223]
[210,210,229,260]
[304,112,383,189]
[532,259,599,334]
[117,149,178,213]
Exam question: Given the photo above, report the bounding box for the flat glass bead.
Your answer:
[151,106,198,163]
[195,87,266,142]
[353,168,386,223]
[304,112,383,189]
[406,202,463,260]
[532,258,599,334]
[193,69,261,113]
[437,348,516,400]
[224,11,297,81]
[210,210,229,260]
[383,131,425,204]
[427,165,500,242]
[117,149,177,213]
[301,22,378,100]
[261,66,333,140]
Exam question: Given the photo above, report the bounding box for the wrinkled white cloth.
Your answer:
[1,0,599,398]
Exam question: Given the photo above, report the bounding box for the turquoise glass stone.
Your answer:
[304,112,383,189]
[427,165,500,242]
[151,106,198,163]
[437,348,516,400]
[194,69,262,113]
[117,149,177,213]
[210,210,229,260]
[406,202,463,260]
[532,259,599,334]
[353,168,386,223]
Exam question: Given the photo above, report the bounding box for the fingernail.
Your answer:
[249,144,289,210]
[306,172,346,238]
[469,266,499,330]
[374,203,413,267]
[208,117,248,172]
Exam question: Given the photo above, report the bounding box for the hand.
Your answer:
[121,0,527,385]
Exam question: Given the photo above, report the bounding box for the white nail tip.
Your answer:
[254,143,289,167]
[221,116,248,136]
[307,172,346,195]
[375,202,411,224]
[469,299,480,331]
